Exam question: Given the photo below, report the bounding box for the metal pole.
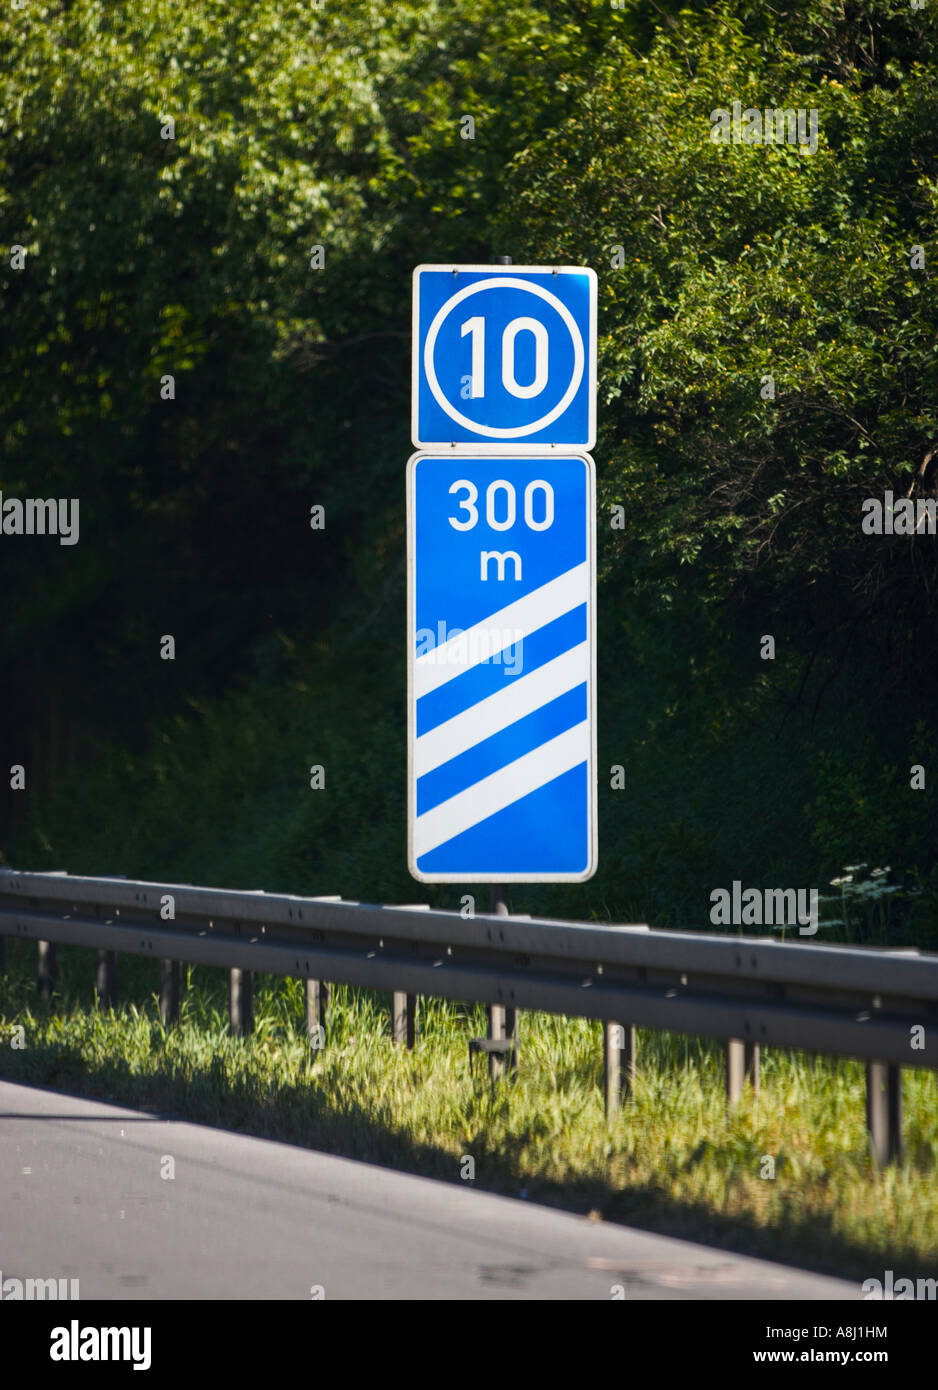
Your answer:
[37,940,57,999]
[487,884,513,1079]
[867,1061,902,1167]
[604,1022,636,1117]
[726,1038,745,1105]
[94,948,117,1009]
[727,1038,760,1104]
[603,1022,620,1116]
[392,990,416,1048]
[305,978,328,1044]
[159,959,181,1026]
[229,967,254,1036]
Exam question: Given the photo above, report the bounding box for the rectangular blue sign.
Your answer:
[412,265,597,452]
[407,453,597,882]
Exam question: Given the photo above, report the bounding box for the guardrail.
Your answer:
[1,867,935,1166]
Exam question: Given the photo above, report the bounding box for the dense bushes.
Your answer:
[1,1,935,938]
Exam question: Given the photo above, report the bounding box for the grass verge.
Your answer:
[1,938,936,1284]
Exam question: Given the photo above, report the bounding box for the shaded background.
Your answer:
[1,0,936,940]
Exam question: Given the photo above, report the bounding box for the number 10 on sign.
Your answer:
[412,265,596,451]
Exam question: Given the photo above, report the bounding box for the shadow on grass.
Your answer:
[0,1032,927,1287]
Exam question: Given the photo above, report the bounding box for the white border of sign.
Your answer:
[411,265,597,453]
[406,450,598,883]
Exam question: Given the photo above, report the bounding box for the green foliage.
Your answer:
[498,7,938,662]
[809,733,936,873]
[1,0,936,940]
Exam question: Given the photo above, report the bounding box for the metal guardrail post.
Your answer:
[487,885,514,1080]
[228,968,254,1036]
[726,1039,760,1105]
[867,1061,902,1167]
[306,979,328,1044]
[726,1038,745,1104]
[159,959,181,1026]
[94,949,117,1009]
[37,941,57,999]
[604,1022,636,1116]
[603,1022,620,1115]
[488,1002,506,1081]
[392,991,416,1048]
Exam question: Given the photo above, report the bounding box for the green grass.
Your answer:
[1,937,936,1283]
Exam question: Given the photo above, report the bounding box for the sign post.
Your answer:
[407,256,599,1074]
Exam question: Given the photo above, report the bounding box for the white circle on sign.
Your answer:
[423,276,585,439]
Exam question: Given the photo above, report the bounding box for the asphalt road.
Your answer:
[0,1079,859,1300]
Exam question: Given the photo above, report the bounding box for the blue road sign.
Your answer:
[412,265,597,452]
[407,452,597,882]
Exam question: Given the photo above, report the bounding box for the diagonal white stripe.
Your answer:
[416,642,588,778]
[414,721,589,859]
[414,562,588,699]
